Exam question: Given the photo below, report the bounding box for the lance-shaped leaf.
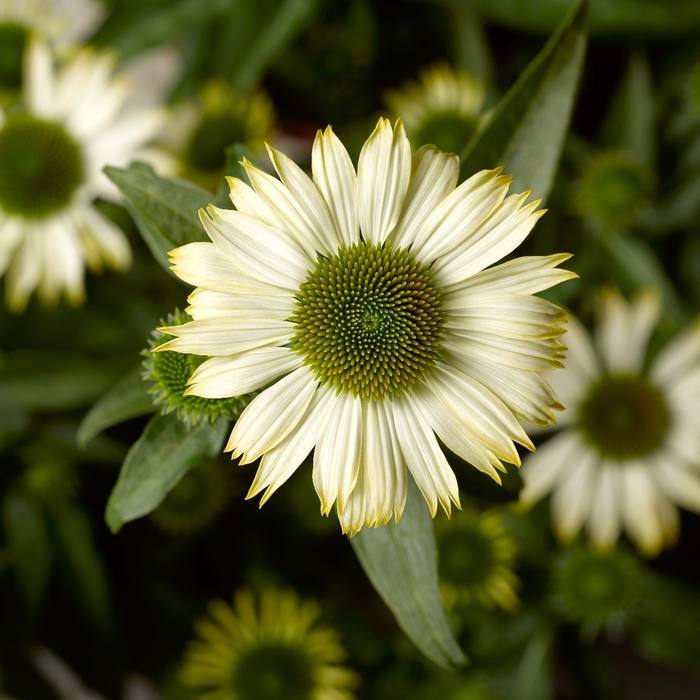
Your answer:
[461,0,588,203]
[78,365,156,448]
[452,0,700,35]
[349,478,465,670]
[105,163,215,274]
[105,414,228,533]
[2,491,52,608]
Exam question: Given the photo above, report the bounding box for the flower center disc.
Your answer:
[578,375,669,460]
[230,643,315,700]
[414,111,477,155]
[439,527,495,587]
[0,115,83,218]
[290,241,444,400]
[0,23,26,91]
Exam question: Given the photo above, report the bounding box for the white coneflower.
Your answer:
[384,63,485,155]
[520,288,700,556]
[160,118,573,534]
[0,38,163,311]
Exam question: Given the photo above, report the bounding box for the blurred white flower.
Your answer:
[520,288,700,556]
[0,38,164,311]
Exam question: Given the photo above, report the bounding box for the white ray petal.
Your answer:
[410,168,510,263]
[391,146,459,249]
[313,392,362,515]
[25,38,55,117]
[650,317,700,388]
[201,207,310,291]
[169,242,286,296]
[619,464,664,554]
[520,430,586,505]
[550,446,596,542]
[187,347,302,398]
[587,463,622,548]
[6,228,43,311]
[228,367,318,463]
[267,144,340,251]
[247,387,336,505]
[227,177,279,227]
[0,219,24,277]
[653,454,700,514]
[157,317,292,356]
[186,288,294,320]
[434,193,544,285]
[389,393,460,517]
[597,288,660,374]
[74,205,131,272]
[311,126,358,246]
[357,118,411,244]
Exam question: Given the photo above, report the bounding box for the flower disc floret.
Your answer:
[579,375,668,460]
[290,241,443,400]
[0,115,83,218]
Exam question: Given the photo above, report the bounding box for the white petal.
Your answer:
[5,227,43,311]
[311,126,358,246]
[410,168,510,263]
[201,207,310,291]
[227,177,279,227]
[520,430,585,505]
[650,318,700,388]
[597,288,660,374]
[435,193,544,286]
[619,464,665,555]
[247,387,336,505]
[0,218,23,277]
[228,367,318,463]
[389,393,460,517]
[313,392,362,515]
[357,118,411,244]
[550,446,596,542]
[187,347,302,398]
[267,144,339,251]
[242,160,327,258]
[25,38,54,117]
[74,205,131,272]
[587,464,622,548]
[169,242,286,296]
[449,253,576,296]
[186,287,294,320]
[391,145,459,249]
[37,216,85,306]
[157,317,292,356]
[654,455,700,514]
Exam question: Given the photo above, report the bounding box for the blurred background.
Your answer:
[2,0,700,698]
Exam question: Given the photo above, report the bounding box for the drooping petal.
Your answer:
[311,126,358,246]
[74,205,131,272]
[550,447,596,542]
[247,387,336,505]
[228,367,318,463]
[389,393,460,517]
[586,463,622,548]
[313,391,362,515]
[619,463,665,555]
[391,145,459,249]
[187,347,302,398]
[650,317,700,389]
[24,38,55,118]
[357,118,411,245]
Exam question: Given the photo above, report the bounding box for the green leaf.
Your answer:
[603,52,656,168]
[105,163,217,274]
[105,414,229,533]
[349,478,466,670]
[0,351,130,412]
[2,491,51,608]
[510,624,555,700]
[53,505,111,628]
[451,0,700,35]
[228,0,322,92]
[460,0,588,204]
[448,2,496,91]
[78,365,156,448]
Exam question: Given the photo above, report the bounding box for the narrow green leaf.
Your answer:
[452,0,700,35]
[78,365,155,448]
[0,351,130,412]
[460,0,588,203]
[105,414,228,533]
[229,0,321,92]
[2,491,51,608]
[603,52,656,168]
[349,478,465,670]
[105,163,216,273]
[53,505,111,628]
[511,624,555,700]
[449,3,496,90]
